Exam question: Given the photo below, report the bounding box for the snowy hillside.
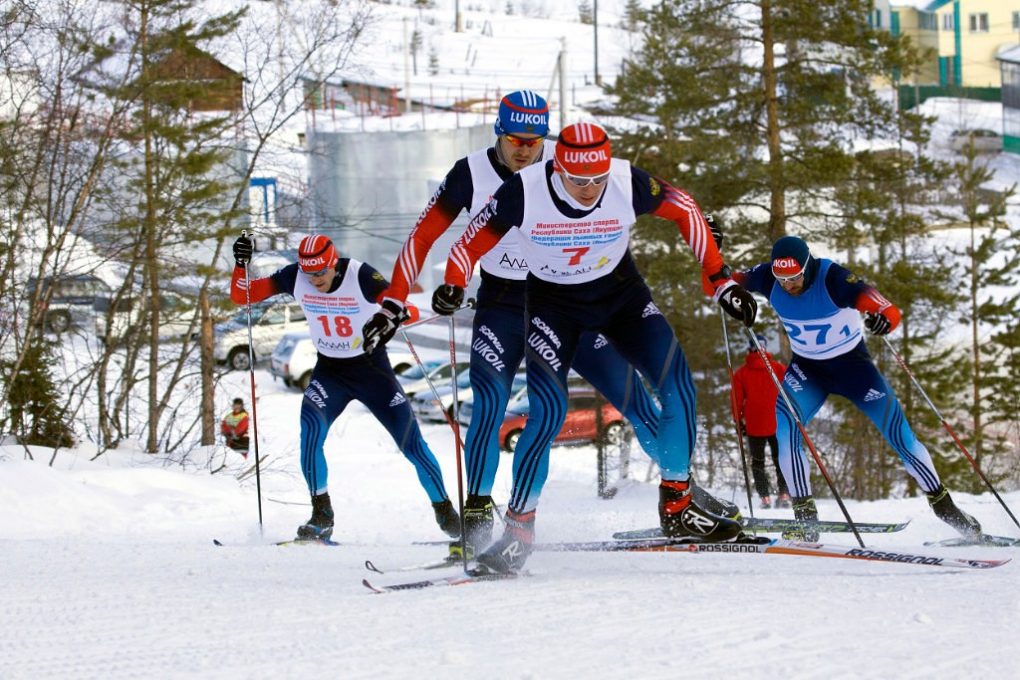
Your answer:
[2,362,1018,678]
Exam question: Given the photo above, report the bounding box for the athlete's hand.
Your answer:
[362,299,409,353]
[715,281,757,328]
[864,311,892,336]
[705,213,723,249]
[432,284,465,315]
[233,235,254,267]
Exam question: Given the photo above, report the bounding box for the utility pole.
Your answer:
[456,0,462,32]
[594,0,601,86]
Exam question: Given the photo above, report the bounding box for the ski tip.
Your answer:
[213,539,224,546]
[362,578,387,594]
[365,559,383,574]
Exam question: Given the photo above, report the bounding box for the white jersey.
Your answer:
[292,260,376,358]
[516,157,636,285]
[465,140,556,280]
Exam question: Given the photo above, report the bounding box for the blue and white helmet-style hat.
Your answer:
[494,90,550,137]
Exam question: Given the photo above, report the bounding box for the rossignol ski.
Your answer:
[613,517,909,541]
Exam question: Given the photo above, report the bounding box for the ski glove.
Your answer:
[864,311,892,336]
[715,281,757,328]
[432,284,465,315]
[233,235,254,267]
[705,213,723,249]
[362,300,409,354]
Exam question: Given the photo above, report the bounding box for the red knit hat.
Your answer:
[555,122,612,176]
[298,234,338,273]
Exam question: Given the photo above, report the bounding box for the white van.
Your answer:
[269,330,421,390]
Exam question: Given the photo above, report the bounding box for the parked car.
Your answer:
[454,370,529,427]
[270,331,423,390]
[399,361,467,398]
[94,291,196,344]
[950,128,1001,153]
[28,274,111,333]
[410,368,480,422]
[498,388,626,453]
[214,300,306,371]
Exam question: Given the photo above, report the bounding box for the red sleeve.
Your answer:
[854,286,901,331]
[230,266,280,305]
[444,202,505,288]
[220,420,231,436]
[381,201,462,303]
[402,304,421,324]
[235,414,249,437]
[650,184,729,296]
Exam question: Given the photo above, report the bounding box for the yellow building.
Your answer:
[893,0,1020,87]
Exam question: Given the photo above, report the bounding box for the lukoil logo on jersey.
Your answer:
[562,149,609,165]
[388,392,406,407]
[863,388,886,402]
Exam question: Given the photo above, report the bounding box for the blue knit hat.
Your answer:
[770,236,811,279]
[494,90,549,137]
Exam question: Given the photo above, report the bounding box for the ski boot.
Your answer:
[659,480,743,541]
[781,496,819,542]
[296,492,335,541]
[475,509,535,574]
[463,494,495,552]
[927,485,981,539]
[432,499,461,538]
[776,492,792,509]
[691,483,742,520]
[760,495,773,510]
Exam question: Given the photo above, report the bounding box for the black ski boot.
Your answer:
[432,499,461,538]
[659,480,743,541]
[927,485,981,539]
[297,492,334,541]
[781,496,819,542]
[463,494,495,551]
[475,509,535,574]
[691,483,742,520]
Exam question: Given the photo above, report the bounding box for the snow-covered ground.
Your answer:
[2,364,1017,679]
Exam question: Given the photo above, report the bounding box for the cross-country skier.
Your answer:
[361,91,735,553]
[429,121,758,573]
[733,235,981,540]
[230,234,460,541]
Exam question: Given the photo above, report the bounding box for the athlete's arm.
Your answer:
[381,160,474,304]
[360,262,420,323]
[826,264,902,331]
[444,175,522,288]
[632,168,729,295]
[230,263,298,304]
[731,264,774,298]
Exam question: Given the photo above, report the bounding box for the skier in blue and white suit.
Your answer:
[431,122,759,573]
[363,91,736,554]
[230,234,460,542]
[734,235,981,540]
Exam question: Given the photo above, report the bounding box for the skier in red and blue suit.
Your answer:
[429,122,759,573]
[733,235,982,540]
[230,234,460,542]
[362,91,719,553]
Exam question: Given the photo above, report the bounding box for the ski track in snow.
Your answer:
[2,393,1019,678]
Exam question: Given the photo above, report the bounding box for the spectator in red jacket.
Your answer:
[731,335,790,508]
[220,398,250,458]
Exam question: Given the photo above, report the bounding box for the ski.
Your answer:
[532,537,1009,570]
[212,537,340,547]
[364,556,462,574]
[613,517,910,541]
[363,570,520,593]
[924,534,1020,548]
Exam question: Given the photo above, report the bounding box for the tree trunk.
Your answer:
[200,290,216,445]
[761,0,785,241]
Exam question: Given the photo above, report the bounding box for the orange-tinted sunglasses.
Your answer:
[504,134,544,148]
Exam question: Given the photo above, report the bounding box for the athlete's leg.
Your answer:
[463,303,527,496]
[774,360,829,499]
[358,354,450,502]
[834,359,942,493]
[299,369,353,495]
[747,434,770,499]
[506,306,581,514]
[767,434,789,495]
[573,331,661,462]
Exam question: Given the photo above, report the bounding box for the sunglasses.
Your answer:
[504,134,544,148]
[774,270,804,283]
[561,170,611,187]
[303,266,331,278]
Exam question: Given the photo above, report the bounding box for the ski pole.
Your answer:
[881,335,1020,532]
[240,229,264,534]
[447,299,473,570]
[720,316,756,521]
[746,330,865,547]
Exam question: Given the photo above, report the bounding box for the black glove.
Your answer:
[362,300,409,354]
[864,311,892,336]
[432,284,465,315]
[705,213,723,249]
[233,235,254,267]
[716,282,757,328]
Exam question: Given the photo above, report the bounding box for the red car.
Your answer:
[499,388,626,452]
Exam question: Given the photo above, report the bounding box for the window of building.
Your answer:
[942,13,953,31]
[968,13,988,33]
[874,10,882,29]
[920,12,936,31]
[1013,11,1020,30]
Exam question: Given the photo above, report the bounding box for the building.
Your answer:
[998,45,1020,152]
[893,0,1020,88]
